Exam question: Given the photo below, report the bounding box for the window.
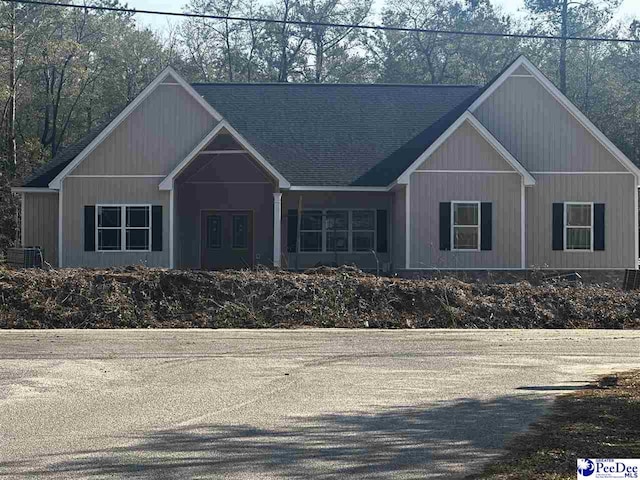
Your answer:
[232,215,249,249]
[206,215,222,248]
[97,205,151,252]
[565,203,592,251]
[325,210,348,252]
[452,202,480,250]
[300,210,323,252]
[352,210,375,252]
[297,209,377,253]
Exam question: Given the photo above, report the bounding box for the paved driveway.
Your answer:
[0,329,638,479]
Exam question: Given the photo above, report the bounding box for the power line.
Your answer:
[4,0,640,45]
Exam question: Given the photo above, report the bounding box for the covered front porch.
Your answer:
[165,125,281,270]
[161,123,393,271]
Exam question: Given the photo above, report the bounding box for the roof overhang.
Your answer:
[11,187,58,194]
[469,55,640,181]
[48,66,224,190]
[394,111,536,186]
[288,186,389,192]
[159,120,291,190]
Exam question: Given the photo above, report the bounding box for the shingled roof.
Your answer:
[22,82,482,188]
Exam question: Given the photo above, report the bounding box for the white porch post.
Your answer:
[273,192,282,267]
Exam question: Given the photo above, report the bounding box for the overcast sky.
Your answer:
[129,0,640,34]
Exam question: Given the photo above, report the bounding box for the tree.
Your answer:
[298,0,372,82]
[524,0,621,94]
[370,0,517,84]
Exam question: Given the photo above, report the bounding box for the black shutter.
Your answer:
[84,205,95,252]
[376,210,388,253]
[594,203,605,251]
[152,205,163,251]
[287,209,298,253]
[439,202,451,251]
[552,203,564,251]
[480,202,492,251]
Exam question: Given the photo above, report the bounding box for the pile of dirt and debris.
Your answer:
[0,266,638,329]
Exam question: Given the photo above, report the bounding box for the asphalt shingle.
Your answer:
[21,83,482,188]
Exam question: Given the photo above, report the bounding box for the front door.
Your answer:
[201,210,254,270]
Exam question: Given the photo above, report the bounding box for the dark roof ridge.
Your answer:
[191,82,481,88]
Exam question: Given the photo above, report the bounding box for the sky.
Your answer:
[129,0,640,34]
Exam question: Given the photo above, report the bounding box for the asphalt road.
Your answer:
[0,329,638,479]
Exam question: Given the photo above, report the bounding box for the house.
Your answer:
[13,56,640,272]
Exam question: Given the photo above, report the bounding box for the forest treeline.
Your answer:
[0,0,638,251]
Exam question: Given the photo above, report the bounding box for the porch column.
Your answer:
[273,192,282,267]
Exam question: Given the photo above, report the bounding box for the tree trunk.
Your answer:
[8,2,17,167]
[315,38,323,83]
[559,0,568,94]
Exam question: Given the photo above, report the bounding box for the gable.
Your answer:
[205,133,243,151]
[396,112,535,186]
[417,120,516,171]
[177,152,274,184]
[473,65,627,173]
[70,73,217,177]
[159,121,290,190]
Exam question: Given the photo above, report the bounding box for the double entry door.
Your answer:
[200,210,254,270]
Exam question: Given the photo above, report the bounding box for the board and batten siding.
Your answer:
[409,172,522,269]
[23,192,58,267]
[407,117,522,269]
[526,174,636,269]
[62,177,170,267]
[473,75,626,173]
[416,121,516,172]
[71,73,217,176]
[392,187,406,269]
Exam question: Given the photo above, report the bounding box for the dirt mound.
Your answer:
[0,267,638,329]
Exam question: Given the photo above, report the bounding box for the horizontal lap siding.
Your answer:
[409,173,522,269]
[62,177,170,267]
[72,75,217,176]
[282,192,392,270]
[474,77,626,173]
[23,193,58,267]
[526,174,636,269]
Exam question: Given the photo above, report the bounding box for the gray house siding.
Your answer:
[175,152,276,269]
[409,172,522,269]
[71,74,217,176]
[25,61,637,272]
[23,192,58,267]
[473,75,626,173]
[469,68,637,269]
[526,173,636,269]
[61,177,170,268]
[392,187,406,270]
[417,121,516,172]
[406,119,522,269]
[282,192,392,270]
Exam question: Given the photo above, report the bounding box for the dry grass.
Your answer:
[0,265,639,329]
[472,371,640,479]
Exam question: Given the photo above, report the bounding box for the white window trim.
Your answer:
[297,209,377,254]
[564,202,594,252]
[96,204,152,253]
[451,201,481,252]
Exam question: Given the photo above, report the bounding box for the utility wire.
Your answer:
[4,0,640,44]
